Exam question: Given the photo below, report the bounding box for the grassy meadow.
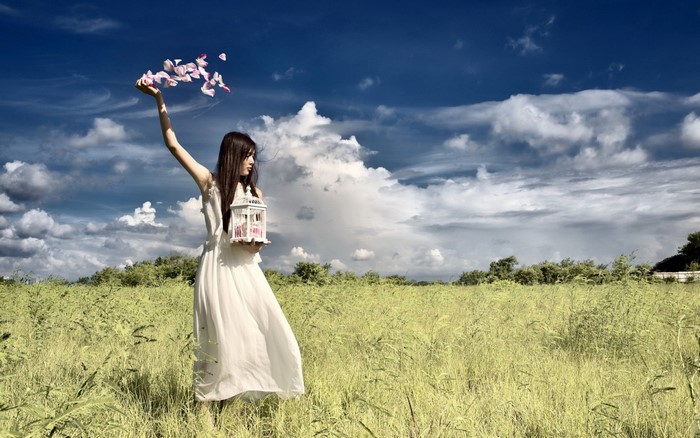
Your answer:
[2,279,700,437]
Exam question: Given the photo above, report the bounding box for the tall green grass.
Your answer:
[1,280,700,436]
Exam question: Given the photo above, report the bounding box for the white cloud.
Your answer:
[443,134,479,152]
[14,209,73,239]
[117,201,165,228]
[413,248,444,267]
[329,258,347,271]
[0,236,46,257]
[169,196,204,228]
[0,161,69,201]
[291,246,318,260]
[681,112,700,148]
[352,248,375,261]
[67,118,129,148]
[543,73,564,87]
[0,193,22,213]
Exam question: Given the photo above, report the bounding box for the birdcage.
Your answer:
[230,185,267,243]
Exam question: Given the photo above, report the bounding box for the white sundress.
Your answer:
[193,181,304,401]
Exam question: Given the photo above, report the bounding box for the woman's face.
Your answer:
[240,150,255,176]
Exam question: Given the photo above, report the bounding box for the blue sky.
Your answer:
[1,0,700,280]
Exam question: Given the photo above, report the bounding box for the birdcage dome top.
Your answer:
[232,185,266,207]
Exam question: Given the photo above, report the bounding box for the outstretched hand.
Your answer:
[237,240,271,254]
[134,78,160,97]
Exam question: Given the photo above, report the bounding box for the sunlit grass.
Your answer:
[1,280,700,436]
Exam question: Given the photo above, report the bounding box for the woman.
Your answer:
[134,79,304,404]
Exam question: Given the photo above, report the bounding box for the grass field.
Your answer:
[2,279,700,437]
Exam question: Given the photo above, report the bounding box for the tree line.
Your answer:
[5,231,699,287]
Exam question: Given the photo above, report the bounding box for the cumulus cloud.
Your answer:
[0,161,69,201]
[111,202,167,233]
[0,193,22,213]
[421,90,656,168]
[329,258,347,271]
[0,236,46,257]
[352,248,375,261]
[169,196,204,228]
[67,118,129,147]
[14,209,73,239]
[291,246,318,260]
[681,112,700,148]
[413,248,445,267]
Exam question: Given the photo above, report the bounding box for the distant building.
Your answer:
[653,271,700,283]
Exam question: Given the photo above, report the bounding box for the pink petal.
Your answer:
[163,59,175,72]
[218,53,227,61]
[180,74,192,83]
[223,84,231,93]
[199,67,210,81]
[200,82,215,97]
[196,54,208,68]
[174,58,182,66]
[174,65,187,77]
[190,70,200,79]
[153,71,170,84]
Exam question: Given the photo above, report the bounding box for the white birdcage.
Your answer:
[230,185,267,243]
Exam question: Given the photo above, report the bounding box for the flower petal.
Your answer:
[199,67,210,81]
[219,53,227,61]
[200,81,215,97]
[163,59,175,72]
[174,58,182,66]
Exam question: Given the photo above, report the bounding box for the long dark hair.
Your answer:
[214,132,259,233]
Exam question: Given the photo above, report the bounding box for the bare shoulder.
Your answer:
[255,187,264,198]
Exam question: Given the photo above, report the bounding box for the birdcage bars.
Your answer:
[230,186,267,243]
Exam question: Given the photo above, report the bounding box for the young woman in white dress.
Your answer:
[134,79,304,407]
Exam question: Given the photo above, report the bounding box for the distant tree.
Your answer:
[653,230,700,272]
[514,266,543,285]
[680,232,700,262]
[154,254,199,284]
[489,256,518,281]
[456,270,487,286]
[90,267,123,286]
[293,262,330,284]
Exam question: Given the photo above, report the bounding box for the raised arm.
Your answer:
[135,79,212,195]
